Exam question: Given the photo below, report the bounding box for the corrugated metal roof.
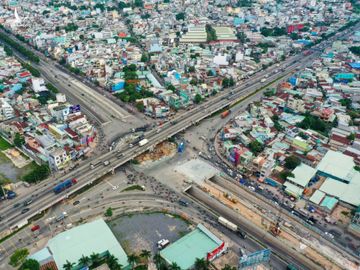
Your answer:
[47,219,128,270]
[160,224,222,269]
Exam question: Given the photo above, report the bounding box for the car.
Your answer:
[13,203,20,208]
[21,208,30,214]
[23,198,32,206]
[73,200,80,206]
[324,232,334,239]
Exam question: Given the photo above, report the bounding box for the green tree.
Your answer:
[136,102,145,112]
[284,155,301,170]
[279,171,294,181]
[349,46,360,56]
[194,258,210,270]
[248,140,264,155]
[140,53,149,63]
[90,252,101,266]
[153,253,162,270]
[167,84,176,92]
[175,12,185,20]
[169,262,181,270]
[78,255,91,267]
[22,163,50,183]
[9,249,29,267]
[206,24,217,42]
[134,0,144,7]
[128,254,139,269]
[347,133,355,141]
[107,254,122,270]
[4,45,13,56]
[140,250,151,263]
[19,259,39,270]
[13,133,25,147]
[105,207,113,217]
[63,260,75,270]
[118,1,129,9]
[194,94,202,104]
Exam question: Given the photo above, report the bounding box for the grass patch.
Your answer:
[0,136,12,150]
[121,185,144,192]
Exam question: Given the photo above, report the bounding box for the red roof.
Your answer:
[118,32,127,38]
[65,128,78,138]
[330,134,350,145]
[18,71,31,78]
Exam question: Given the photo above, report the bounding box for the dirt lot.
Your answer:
[135,142,177,164]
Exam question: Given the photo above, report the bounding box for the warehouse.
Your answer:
[29,219,129,270]
[160,224,226,269]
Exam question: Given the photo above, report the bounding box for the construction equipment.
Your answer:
[270,198,285,237]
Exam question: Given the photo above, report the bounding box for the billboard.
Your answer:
[239,249,271,269]
[69,104,81,113]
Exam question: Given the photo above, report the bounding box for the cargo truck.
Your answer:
[139,139,149,146]
[53,179,77,194]
[218,216,247,239]
[221,110,231,118]
[131,124,150,133]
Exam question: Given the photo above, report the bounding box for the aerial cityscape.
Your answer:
[0,0,359,269]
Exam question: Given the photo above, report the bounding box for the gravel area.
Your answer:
[109,212,192,255]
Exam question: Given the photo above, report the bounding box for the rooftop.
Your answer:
[288,163,317,188]
[47,219,128,270]
[317,150,358,183]
[160,224,223,270]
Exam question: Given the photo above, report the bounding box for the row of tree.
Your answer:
[0,27,40,63]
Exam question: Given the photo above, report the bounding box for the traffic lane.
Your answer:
[186,186,322,270]
[0,38,331,230]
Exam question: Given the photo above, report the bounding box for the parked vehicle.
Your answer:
[157,239,170,250]
[53,178,78,194]
[56,212,68,222]
[6,191,16,199]
[31,225,40,232]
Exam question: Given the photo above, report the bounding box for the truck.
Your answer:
[218,216,247,239]
[53,178,77,194]
[139,139,149,146]
[131,124,150,133]
[221,110,231,119]
[260,78,267,83]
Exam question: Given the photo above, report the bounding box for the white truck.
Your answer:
[218,216,247,239]
[139,139,149,146]
[260,78,267,83]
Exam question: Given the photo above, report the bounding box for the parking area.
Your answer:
[109,212,192,255]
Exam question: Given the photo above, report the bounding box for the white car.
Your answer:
[324,232,334,239]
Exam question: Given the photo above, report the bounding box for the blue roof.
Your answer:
[29,247,52,263]
[349,62,360,69]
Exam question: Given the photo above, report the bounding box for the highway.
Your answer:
[0,22,358,268]
[0,49,318,232]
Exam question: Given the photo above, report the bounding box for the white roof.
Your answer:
[320,178,360,206]
[288,163,317,188]
[309,190,326,205]
[316,150,358,183]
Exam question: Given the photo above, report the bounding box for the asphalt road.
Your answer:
[0,23,358,269]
